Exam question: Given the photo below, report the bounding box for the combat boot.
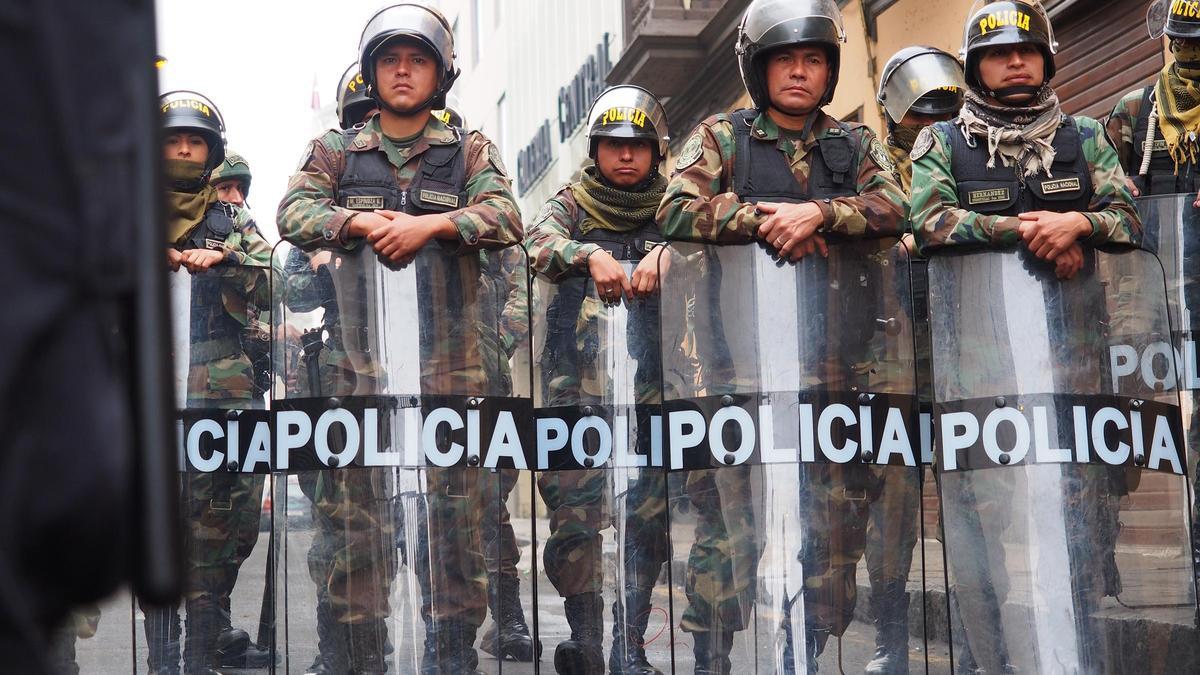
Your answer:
[305,595,349,675]
[144,605,181,675]
[481,572,540,661]
[421,618,484,675]
[691,629,733,675]
[181,599,222,675]
[864,581,911,675]
[609,585,664,675]
[554,592,604,674]
[346,619,388,675]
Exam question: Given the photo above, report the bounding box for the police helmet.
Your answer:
[735,0,846,110]
[961,1,1058,93]
[358,3,460,110]
[160,90,226,172]
[337,63,376,129]
[1149,0,1200,40]
[877,46,966,124]
[433,92,467,128]
[209,152,251,199]
[585,85,669,161]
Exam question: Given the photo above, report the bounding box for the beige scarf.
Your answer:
[957,85,1063,177]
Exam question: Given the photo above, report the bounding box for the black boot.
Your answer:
[144,605,182,675]
[692,630,734,675]
[481,573,539,661]
[421,619,484,675]
[554,592,604,675]
[609,585,663,675]
[865,581,911,675]
[305,594,349,675]
[182,599,221,675]
[346,620,388,675]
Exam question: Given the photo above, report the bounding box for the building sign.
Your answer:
[516,33,613,196]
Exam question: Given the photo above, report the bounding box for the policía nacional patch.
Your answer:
[868,137,896,173]
[910,128,934,162]
[295,141,315,172]
[488,143,508,176]
[674,131,704,171]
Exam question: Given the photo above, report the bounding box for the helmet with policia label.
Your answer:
[160,90,226,173]
[337,63,376,129]
[735,0,846,110]
[877,46,966,125]
[961,0,1058,97]
[358,3,460,111]
[433,92,467,128]
[585,85,669,161]
[208,152,251,198]
[1147,0,1200,40]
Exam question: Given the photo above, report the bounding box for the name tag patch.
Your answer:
[967,188,1010,205]
[1041,177,1081,194]
[345,195,385,210]
[418,189,460,208]
[1142,139,1169,153]
[204,239,225,251]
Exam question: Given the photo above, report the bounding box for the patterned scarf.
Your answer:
[569,165,666,235]
[1154,43,1200,167]
[958,84,1063,177]
[164,160,219,245]
[888,124,921,154]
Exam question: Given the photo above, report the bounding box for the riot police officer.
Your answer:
[336,62,377,130]
[658,0,907,671]
[877,47,965,192]
[277,4,522,673]
[160,90,273,675]
[910,2,1139,672]
[208,152,252,208]
[526,84,672,675]
[1108,0,1200,202]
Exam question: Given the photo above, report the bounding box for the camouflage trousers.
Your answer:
[677,466,765,633]
[412,467,489,626]
[799,464,921,637]
[482,467,670,599]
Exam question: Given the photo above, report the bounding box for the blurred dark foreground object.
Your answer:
[0,0,180,671]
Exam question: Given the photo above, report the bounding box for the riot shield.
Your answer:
[88,262,276,675]
[1138,194,1200,599]
[272,241,529,674]
[926,246,1197,674]
[527,260,672,673]
[659,239,931,673]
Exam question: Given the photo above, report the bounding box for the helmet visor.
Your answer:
[883,52,967,122]
[360,3,454,74]
[586,86,668,153]
[1148,0,1169,39]
[741,0,845,43]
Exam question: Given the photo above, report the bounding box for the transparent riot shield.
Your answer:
[527,260,671,674]
[660,239,930,673]
[87,263,275,675]
[1138,194,1200,598]
[272,241,528,675]
[926,246,1197,674]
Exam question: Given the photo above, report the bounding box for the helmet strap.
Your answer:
[986,84,1040,104]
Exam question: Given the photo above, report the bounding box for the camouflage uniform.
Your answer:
[277,113,521,670]
[658,108,907,646]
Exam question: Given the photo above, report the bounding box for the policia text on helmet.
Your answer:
[961,0,1058,105]
[586,85,669,191]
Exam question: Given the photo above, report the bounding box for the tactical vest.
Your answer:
[337,125,468,215]
[1132,86,1199,195]
[729,109,860,204]
[941,116,1092,216]
[568,192,664,263]
[185,202,243,365]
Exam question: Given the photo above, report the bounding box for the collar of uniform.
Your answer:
[346,114,458,154]
[751,110,839,152]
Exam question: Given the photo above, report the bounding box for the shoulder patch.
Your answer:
[488,144,508,177]
[675,131,705,171]
[295,141,315,172]
[911,128,935,162]
[534,201,554,224]
[868,137,895,173]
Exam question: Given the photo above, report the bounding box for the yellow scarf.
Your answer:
[164,160,219,245]
[1155,44,1200,168]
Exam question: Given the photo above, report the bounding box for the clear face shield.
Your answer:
[1147,0,1169,39]
[960,0,1059,59]
[882,52,968,122]
[585,86,669,158]
[739,0,846,44]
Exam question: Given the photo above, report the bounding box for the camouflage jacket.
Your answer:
[1105,86,1149,177]
[910,116,1139,253]
[276,114,522,251]
[657,109,907,242]
[525,185,661,281]
[225,206,273,267]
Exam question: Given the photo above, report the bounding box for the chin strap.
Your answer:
[371,68,461,117]
[985,84,1040,103]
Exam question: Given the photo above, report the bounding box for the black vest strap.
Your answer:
[730,109,859,205]
[338,125,469,215]
[1132,86,1199,195]
[567,196,663,262]
[945,117,1093,216]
